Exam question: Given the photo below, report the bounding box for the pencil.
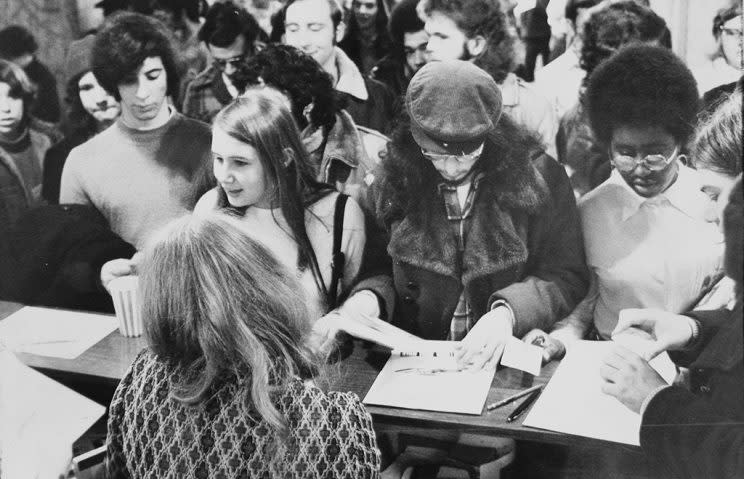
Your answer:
[485,384,543,411]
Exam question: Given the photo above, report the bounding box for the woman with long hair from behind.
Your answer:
[105,213,380,478]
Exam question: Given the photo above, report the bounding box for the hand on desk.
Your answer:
[613,308,694,359]
[599,345,666,414]
[456,306,513,371]
[521,329,567,363]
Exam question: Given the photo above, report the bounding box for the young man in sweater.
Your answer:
[60,13,213,287]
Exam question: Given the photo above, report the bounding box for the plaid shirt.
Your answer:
[438,172,485,341]
[181,65,234,124]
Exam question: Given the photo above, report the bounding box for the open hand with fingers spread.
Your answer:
[455,306,513,371]
[612,308,695,359]
[599,345,667,413]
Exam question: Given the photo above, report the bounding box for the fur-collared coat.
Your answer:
[354,139,589,340]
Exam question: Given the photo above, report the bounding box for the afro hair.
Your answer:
[585,44,700,147]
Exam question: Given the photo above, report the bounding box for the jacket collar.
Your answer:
[693,302,743,371]
[303,110,365,177]
[388,147,549,283]
[210,66,236,106]
[334,47,369,101]
[499,72,520,107]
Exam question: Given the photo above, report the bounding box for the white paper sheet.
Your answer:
[0,307,118,359]
[363,341,496,414]
[500,336,543,376]
[523,338,677,446]
[0,349,106,477]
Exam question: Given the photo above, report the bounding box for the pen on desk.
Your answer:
[506,388,542,422]
[485,384,542,411]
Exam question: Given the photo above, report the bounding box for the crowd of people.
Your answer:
[0,0,742,478]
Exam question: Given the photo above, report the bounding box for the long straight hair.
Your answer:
[140,213,322,438]
[213,87,334,300]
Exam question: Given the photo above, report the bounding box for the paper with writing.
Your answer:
[0,306,118,359]
[523,336,677,446]
[363,341,495,414]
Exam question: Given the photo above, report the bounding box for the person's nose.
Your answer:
[703,199,720,226]
[224,62,238,77]
[135,80,149,100]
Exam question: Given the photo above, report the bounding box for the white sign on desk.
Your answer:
[0,306,118,359]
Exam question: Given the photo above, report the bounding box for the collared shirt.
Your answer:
[438,172,485,340]
[334,47,369,101]
[500,72,558,158]
[533,47,585,119]
[579,164,724,339]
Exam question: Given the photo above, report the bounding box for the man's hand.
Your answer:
[612,308,694,359]
[456,306,513,371]
[522,329,566,363]
[599,345,667,413]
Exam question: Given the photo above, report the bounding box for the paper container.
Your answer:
[108,276,142,337]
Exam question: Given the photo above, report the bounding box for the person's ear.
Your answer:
[335,21,347,43]
[466,35,487,57]
[303,102,315,124]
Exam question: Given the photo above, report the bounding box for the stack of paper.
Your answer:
[363,341,495,414]
[0,349,106,477]
[0,306,118,359]
[523,335,677,446]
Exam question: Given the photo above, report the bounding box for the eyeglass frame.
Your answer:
[213,53,246,71]
[420,143,485,164]
[719,25,743,37]
[610,145,680,172]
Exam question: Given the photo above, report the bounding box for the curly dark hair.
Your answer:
[91,12,181,101]
[388,0,425,58]
[375,110,543,226]
[0,25,38,59]
[231,44,339,132]
[198,1,261,49]
[585,44,699,148]
[580,1,670,78]
[421,0,514,83]
[339,0,392,68]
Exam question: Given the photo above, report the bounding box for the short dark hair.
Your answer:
[713,1,742,38]
[0,58,35,105]
[91,12,181,101]
[389,0,425,46]
[0,25,38,59]
[421,0,514,83]
[232,44,339,131]
[271,0,344,42]
[198,1,261,50]
[580,0,670,77]
[586,44,699,147]
[131,0,207,23]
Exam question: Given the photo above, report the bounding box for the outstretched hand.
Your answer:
[612,308,694,359]
[599,345,667,413]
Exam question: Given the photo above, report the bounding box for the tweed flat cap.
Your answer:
[406,60,502,154]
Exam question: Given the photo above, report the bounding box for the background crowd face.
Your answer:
[284,0,338,71]
[719,15,743,69]
[403,30,429,74]
[424,11,468,62]
[209,34,247,82]
[352,0,378,29]
[211,125,271,209]
[117,56,169,129]
[77,71,120,124]
[610,124,680,198]
[699,168,738,227]
[0,82,24,135]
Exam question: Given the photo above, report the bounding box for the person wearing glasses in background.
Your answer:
[523,45,725,362]
[182,1,264,123]
[699,1,743,112]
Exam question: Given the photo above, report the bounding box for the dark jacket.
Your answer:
[0,204,136,313]
[25,58,61,124]
[640,303,744,479]
[341,76,397,136]
[42,130,92,204]
[354,145,589,339]
[369,54,408,99]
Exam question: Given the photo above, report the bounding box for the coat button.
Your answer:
[402,295,414,304]
[406,281,418,292]
[699,385,711,394]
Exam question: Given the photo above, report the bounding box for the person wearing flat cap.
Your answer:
[352,60,589,371]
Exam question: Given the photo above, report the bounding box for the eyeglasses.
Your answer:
[611,147,678,172]
[420,143,484,164]
[214,54,246,71]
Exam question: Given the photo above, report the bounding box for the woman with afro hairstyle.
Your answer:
[524,45,725,364]
[556,0,671,197]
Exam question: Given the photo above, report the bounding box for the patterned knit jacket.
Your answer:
[106,350,381,478]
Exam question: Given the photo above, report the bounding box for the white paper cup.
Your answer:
[108,275,142,337]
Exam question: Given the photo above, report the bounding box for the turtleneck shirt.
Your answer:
[60,111,212,249]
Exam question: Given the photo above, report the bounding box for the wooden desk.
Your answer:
[0,301,640,452]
